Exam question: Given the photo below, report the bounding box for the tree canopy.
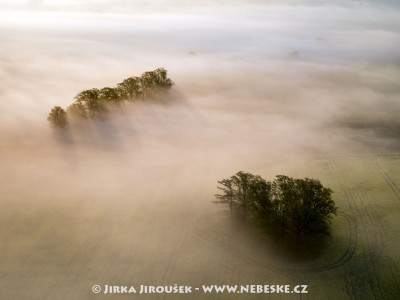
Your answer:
[47,106,68,128]
[117,77,142,100]
[47,67,174,127]
[215,172,337,238]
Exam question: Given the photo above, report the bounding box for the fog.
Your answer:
[1,1,400,299]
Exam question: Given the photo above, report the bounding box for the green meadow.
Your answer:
[1,1,399,299]
[1,151,399,299]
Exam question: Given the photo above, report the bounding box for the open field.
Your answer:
[1,1,400,299]
[0,148,399,299]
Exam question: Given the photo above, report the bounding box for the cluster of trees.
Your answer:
[215,172,337,238]
[47,68,174,127]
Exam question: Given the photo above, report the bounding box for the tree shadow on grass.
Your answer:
[272,233,327,261]
[229,211,328,262]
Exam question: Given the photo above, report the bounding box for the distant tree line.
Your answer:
[47,68,174,128]
[215,172,337,238]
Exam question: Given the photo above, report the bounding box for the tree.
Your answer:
[99,87,122,103]
[117,77,142,101]
[215,172,337,238]
[47,106,68,128]
[282,177,336,237]
[153,67,174,90]
[230,171,255,213]
[248,176,273,222]
[271,175,296,234]
[139,68,174,98]
[47,68,175,126]
[74,88,100,103]
[67,102,87,119]
[214,178,235,214]
[215,171,268,215]
[140,70,157,99]
[74,88,105,117]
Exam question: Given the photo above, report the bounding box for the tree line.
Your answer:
[215,172,337,238]
[47,68,174,128]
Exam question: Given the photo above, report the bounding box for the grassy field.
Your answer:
[1,150,399,300]
[1,0,399,298]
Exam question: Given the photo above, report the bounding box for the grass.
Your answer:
[0,153,399,299]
